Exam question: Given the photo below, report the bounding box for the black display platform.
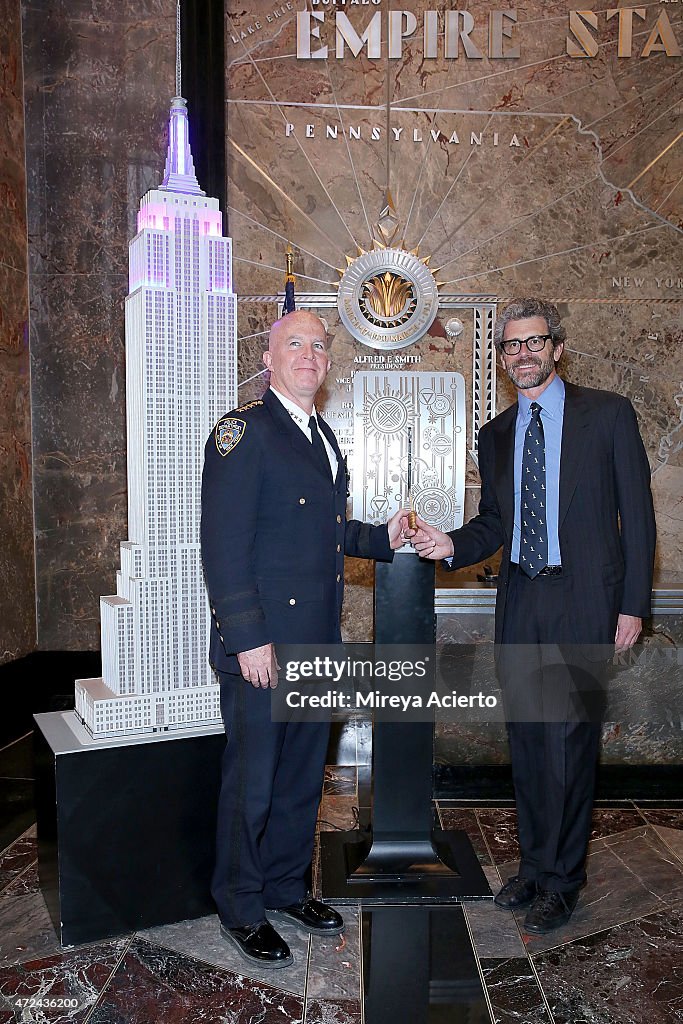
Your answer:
[321,555,490,903]
[34,712,225,946]
[362,906,487,1023]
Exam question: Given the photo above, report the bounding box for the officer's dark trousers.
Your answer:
[498,565,604,893]
[212,672,331,927]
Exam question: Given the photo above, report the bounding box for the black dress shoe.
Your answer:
[267,894,344,935]
[523,889,580,934]
[219,920,293,968]
[493,875,537,909]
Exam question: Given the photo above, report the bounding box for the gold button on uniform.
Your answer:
[336,514,342,523]
[299,497,306,505]
[289,598,296,605]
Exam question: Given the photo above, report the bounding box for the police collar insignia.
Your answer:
[215,417,246,456]
[234,399,263,413]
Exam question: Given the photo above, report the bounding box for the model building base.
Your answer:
[34,711,225,946]
[75,675,222,738]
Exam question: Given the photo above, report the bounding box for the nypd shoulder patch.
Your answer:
[215,417,246,457]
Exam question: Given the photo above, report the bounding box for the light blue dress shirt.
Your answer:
[511,375,565,566]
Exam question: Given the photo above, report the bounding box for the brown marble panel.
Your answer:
[477,808,521,866]
[502,825,683,954]
[318,793,358,832]
[0,0,34,664]
[437,806,492,865]
[533,902,683,1024]
[340,567,374,643]
[88,937,305,1024]
[0,939,128,1022]
[652,825,683,869]
[306,907,360,1004]
[463,865,528,960]
[305,998,361,1024]
[435,722,509,767]
[640,808,683,831]
[589,807,649,841]
[323,766,357,797]
[0,834,36,893]
[0,889,60,966]
[2,861,39,898]
[435,604,683,765]
[481,956,553,1024]
[140,914,309,996]
[22,0,176,649]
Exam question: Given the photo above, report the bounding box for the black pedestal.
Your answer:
[362,907,487,1023]
[34,712,225,946]
[321,556,490,903]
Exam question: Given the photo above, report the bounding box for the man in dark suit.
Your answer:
[201,310,403,967]
[408,297,655,933]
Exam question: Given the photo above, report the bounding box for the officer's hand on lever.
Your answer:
[404,515,455,560]
[387,507,410,550]
[237,643,280,689]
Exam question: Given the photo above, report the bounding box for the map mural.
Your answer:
[224,0,682,591]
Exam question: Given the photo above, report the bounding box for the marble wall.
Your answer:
[11,0,681,659]
[22,0,176,649]
[435,602,683,767]
[225,0,683,637]
[0,0,34,664]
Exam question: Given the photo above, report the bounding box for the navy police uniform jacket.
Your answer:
[201,388,393,673]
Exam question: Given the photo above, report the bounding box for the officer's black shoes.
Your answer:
[219,920,293,968]
[523,888,580,934]
[493,875,538,910]
[267,894,345,936]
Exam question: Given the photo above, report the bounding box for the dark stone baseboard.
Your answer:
[434,762,683,804]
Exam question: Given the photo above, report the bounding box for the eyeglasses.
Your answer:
[499,334,552,355]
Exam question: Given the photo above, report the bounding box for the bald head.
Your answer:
[268,310,327,350]
[263,310,331,413]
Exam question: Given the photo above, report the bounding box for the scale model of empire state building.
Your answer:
[75,94,237,737]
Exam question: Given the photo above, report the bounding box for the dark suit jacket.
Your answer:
[201,387,393,674]
[445,381,656,645]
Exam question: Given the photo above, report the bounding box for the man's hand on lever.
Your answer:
[237,643,279,689]
[403,514,455,560]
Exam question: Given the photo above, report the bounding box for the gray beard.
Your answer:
[506,352,556,391]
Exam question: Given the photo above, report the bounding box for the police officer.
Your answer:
[201,310,404,968]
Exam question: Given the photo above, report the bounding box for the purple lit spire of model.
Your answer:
[160,3,202,193]
[161,94,203,195]
[76,1,237,737]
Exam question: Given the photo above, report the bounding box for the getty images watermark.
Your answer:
[271,644,498,722]
[269,643,683,724]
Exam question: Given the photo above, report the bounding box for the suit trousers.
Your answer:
[498,565,603,892]
[212,671,331,927]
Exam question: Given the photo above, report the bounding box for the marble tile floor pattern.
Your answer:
[1,755,682,1022]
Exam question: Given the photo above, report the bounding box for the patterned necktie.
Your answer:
[309,415,332,480]
[519,402,548,578]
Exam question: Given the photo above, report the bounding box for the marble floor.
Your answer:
[1,736,682,1023]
